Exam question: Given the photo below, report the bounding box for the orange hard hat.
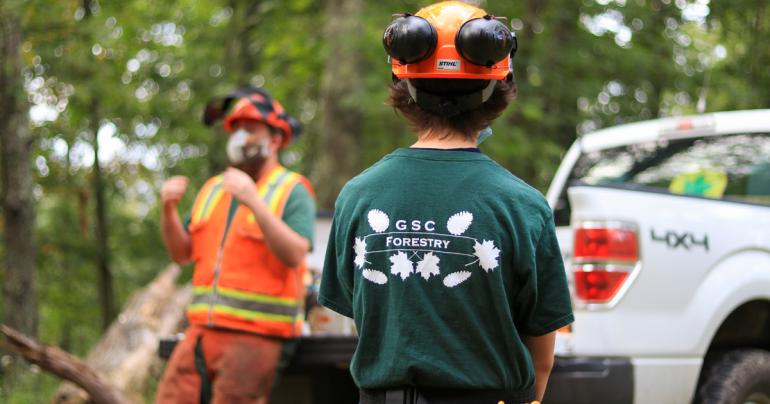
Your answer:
[203,86,301,148]
[383,1,517,81]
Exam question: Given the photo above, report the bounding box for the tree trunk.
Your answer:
[225,0,261,83]
[91,110,115,331]
[312,0,364,209]
[0,0,38,339]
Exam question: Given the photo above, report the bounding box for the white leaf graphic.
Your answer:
[367,209,390,233]
[446,211,473,235]
[354,237,367,269]
[389,251,414,280]
[443,271,472,287]
[473,240,500,272]
[362,269,388,285]
[415,252,441,280]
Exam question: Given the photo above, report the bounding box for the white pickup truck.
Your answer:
[543,110,770,403]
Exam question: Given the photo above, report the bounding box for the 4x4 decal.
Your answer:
[650,229,709,251]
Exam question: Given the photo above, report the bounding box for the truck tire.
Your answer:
[695,349,770,404]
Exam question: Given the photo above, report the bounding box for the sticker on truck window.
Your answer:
[669,169,727,198]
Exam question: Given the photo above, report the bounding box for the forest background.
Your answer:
[0,0,768,401]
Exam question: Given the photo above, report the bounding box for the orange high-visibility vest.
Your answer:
[186,165,314,338]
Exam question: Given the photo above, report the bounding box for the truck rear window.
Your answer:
[554,133,770,226]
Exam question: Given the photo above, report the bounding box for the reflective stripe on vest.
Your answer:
[190,167,300,227]
[191,176,225,225]
[249,167,294,222]
[189,286,301,324]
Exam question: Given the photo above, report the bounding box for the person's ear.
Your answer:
[270,133,283,151]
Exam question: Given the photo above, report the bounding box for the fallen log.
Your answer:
[0,324,131,404]
[53,264,193,403]
[0,265,192,403]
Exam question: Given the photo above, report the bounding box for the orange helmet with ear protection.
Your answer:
[383,1,517,80]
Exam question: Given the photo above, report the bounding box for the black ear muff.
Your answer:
[383,15,437,64]
[286,115,302,139]
[455,16,515,67]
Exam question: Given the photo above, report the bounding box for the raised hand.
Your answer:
[223,167,258,206]
[161,176,189,207]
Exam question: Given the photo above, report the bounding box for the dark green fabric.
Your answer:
[282,183,316,249]
[221,200,240,246]
[194,335,212,404]
[319,148,574,392]
[183,180,315,249]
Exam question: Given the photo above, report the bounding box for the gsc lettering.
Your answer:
[650,229,709,251]
[395,220,436,232]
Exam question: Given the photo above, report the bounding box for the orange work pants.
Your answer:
[156,324,285,404]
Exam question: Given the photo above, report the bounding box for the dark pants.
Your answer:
[359,386,536,404]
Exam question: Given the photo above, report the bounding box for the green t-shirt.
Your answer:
[319,148,573,392]
[184,182,316,248]
[280,184,316,248]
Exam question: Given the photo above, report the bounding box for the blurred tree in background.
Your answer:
[0,0,768,401]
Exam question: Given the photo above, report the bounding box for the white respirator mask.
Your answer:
[226,128,271,165]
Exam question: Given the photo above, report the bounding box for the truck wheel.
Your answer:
[695,349,770,404]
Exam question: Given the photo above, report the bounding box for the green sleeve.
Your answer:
[520,212,575,336]
[281,183,316,249]
[318,212,355,319]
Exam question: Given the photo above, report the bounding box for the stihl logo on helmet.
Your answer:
[382,1,517,81]
[437,59,461,71]
[202,86,302,148]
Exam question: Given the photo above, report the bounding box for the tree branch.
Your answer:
[0,324,133,404]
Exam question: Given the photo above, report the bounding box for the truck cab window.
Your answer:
[555,132,770,225]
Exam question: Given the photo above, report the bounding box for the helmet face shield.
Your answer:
[385,1,516,80]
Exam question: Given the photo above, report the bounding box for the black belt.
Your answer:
[194,335,212,404]
[359,386,535,404]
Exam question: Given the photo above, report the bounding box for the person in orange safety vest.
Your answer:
[157,86,316,404]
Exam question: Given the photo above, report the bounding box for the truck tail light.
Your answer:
[574,228,638,262]
[573,267,630,302]
[573,223,639,307]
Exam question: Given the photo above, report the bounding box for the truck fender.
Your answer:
[686,249,770,355]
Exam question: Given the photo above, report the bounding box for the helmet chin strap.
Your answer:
[506,55,516,84]
[406,79,496,117]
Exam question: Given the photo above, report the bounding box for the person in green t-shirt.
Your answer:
[319,2,574,403]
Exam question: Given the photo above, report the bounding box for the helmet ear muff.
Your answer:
[285,115,302,139]
[383,14,437,65]
[455,16,516,67]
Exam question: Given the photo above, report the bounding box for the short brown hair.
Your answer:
[388,79,516,140]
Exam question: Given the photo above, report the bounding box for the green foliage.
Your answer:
[1,366,61,404]
[2,0,769,400]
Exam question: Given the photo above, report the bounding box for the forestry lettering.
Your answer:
[385,236,450,249]
[354,209,500,288]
